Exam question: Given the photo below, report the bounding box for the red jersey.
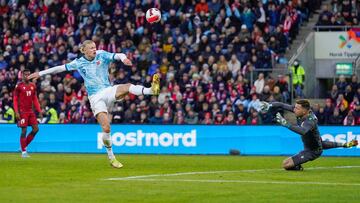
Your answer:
[13,82,41,114]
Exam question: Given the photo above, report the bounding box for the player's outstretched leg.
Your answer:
[97,112,123,169]
[20,127,30,158]
[343,139,358,148]
[322,139,358,149]
[115,73,161,100]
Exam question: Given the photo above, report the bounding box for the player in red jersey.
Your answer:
[13,69,43,158]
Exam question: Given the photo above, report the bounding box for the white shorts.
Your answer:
[88,85,121,116]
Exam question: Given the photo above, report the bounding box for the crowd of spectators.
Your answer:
[313,74,360,126]
[316,0,360,30]
[0,0,322,124]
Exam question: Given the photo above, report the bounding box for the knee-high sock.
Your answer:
[129,84,152,95]
[102,132,115,160]
[26,132,36,146]
[321,141,344,149]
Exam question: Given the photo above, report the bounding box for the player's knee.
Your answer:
[21,129,27,137]
[125,83,131,88]
[33,127,39,134]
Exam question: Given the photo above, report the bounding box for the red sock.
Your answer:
[26,134,35,146]
[20,137,27,152]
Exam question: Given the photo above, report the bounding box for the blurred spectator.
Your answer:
[289,59,305,98]
[247,108,262,125]
[343,111,355,126]
[185,109,199,124]
[254,73,265,94]
[45,106,59,124]
[328,108,344,125]
[336,75,348,94]
[149,109,163,124]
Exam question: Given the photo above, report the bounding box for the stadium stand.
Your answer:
[2,0,350,125]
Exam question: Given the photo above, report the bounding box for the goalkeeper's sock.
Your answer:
[129,84,152,95]
[102,132,115,160]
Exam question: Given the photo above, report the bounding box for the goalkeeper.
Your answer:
[260,99,358,171]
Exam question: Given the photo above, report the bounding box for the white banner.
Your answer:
[315,31,360,59]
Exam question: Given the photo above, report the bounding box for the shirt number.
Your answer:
[81,69,86,76]
[26,91,31,96]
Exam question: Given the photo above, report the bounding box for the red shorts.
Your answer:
[18,112,38,127]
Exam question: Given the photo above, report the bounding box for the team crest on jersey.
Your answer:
[96,60,101,65]
[31,86,34,90]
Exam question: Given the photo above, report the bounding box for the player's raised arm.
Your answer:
[270,102,294,112]
[27,65,67,80]
[259,101,294,113]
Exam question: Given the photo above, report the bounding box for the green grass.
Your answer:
[0,153,360,203]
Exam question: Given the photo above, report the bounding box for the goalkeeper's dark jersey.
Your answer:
[271,102,323,151]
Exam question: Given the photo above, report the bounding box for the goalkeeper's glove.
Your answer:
[259,101,272,113]
[275,112,290,127]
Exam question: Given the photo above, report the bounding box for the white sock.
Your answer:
[129,84,152,95]
[102,132,115,160]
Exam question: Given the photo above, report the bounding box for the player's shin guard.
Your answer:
[102,132,115,160]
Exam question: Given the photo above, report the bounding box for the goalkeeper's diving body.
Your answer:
[28,40,161,168]
[260,99,358,171]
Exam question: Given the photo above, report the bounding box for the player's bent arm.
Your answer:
[287,120,313,136]
[39,65,67,76]
[270,102,294,112]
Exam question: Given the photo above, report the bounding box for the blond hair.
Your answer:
[79,40,95,54]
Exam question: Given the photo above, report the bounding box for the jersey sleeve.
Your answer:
[65,59,79,71]
[270,102,294,112]
[97,50,115,63]
[288,119,315,136]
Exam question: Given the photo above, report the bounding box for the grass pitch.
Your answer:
[0,153,359,203]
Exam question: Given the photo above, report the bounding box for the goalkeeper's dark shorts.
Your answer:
[291,149,323,166]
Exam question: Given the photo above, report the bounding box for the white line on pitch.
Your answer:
[104,165,360,181]
[108,178,360,186]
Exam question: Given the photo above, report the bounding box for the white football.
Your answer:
[146,8,161,24]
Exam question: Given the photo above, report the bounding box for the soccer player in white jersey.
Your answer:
[28,40,160,168]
